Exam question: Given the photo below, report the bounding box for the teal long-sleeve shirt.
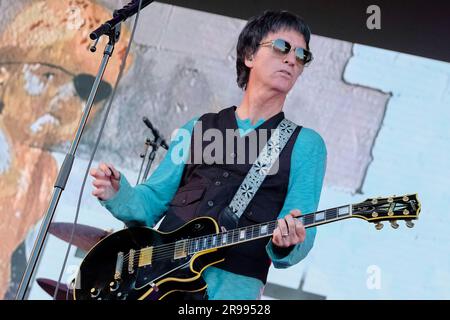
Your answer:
[100,111,327,300]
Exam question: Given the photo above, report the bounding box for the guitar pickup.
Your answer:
[138,247,153,267]
[174,240,188,260]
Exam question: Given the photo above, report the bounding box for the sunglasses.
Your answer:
[259,38,313,66]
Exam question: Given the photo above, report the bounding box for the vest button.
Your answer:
[248,211,253,216]
[215,181,221,186]
[207,200,214,207]
[223,172,229,178]
[181,199,187,204]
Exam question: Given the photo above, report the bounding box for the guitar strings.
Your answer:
[120,209,343,262]
[120,209,335,264]
[124,205,411,265]
[111,203,410,268]
[120,213,321,263]
[124,221,276,261]
[124,225,278,265]
[120,220,280,261]
[120,222,281,266]
[120,220,284,266]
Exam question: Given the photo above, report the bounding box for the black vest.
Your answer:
[158,106,301,283]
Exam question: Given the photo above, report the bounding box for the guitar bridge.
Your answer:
[114,252,124,280]
[128,249,135,274]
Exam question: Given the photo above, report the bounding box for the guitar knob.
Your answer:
[110,280,120,292]
[375,222,383,230]
[405,220,415,228]
[390,220,399,229]
[90,287,100,298]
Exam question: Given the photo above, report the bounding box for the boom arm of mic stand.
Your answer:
[90,0,155,40]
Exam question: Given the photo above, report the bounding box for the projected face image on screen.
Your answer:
[0,0,133,299]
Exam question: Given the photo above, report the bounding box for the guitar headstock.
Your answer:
[351,193,421,230]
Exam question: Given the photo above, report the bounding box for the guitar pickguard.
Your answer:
[134,256,193,290]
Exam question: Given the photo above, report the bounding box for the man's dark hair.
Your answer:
[236,10,311,90]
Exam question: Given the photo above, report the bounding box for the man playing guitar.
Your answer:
[90,10,326,300]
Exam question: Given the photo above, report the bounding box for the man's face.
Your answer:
[0,0,132,151]
[0,63,86,148]
[245,29,307,94]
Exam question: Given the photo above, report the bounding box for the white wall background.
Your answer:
[267,44,450,299]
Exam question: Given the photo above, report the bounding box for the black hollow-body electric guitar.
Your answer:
[74,194,421,300]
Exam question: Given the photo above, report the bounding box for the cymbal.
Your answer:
[36,278,73,300]
[48,222,112,252]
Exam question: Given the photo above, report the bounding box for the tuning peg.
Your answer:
[390,220,399,229]
[375,222,384,230]
[405,220,414,228]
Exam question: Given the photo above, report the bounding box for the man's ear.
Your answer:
[244,54,254,68]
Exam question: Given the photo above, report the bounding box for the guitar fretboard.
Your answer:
[186,205,352,255]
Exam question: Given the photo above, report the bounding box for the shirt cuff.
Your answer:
[99,173,133,212]
[266,240,296,260]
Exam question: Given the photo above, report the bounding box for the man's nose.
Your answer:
[283,49,297,66]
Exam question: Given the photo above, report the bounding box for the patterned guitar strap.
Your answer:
[219,118,298,230]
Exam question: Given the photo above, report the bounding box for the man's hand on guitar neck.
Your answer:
[272,209,306,248]
[90,162,121,201]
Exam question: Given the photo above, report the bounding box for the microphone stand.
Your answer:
[136,138,155,185]
[128,118,166,229]
[138,117,168,184]
[142,136,164,182]
[15,17,124,301]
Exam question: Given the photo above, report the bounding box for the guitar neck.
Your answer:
[187,204,352,254]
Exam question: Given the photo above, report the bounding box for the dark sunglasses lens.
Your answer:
[295,48,312,64]
[272,39,290,54]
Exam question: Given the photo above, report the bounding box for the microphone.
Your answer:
[143,117,169,150]
[90,0,155,40]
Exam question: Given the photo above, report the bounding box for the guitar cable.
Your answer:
[51,0,145,300]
